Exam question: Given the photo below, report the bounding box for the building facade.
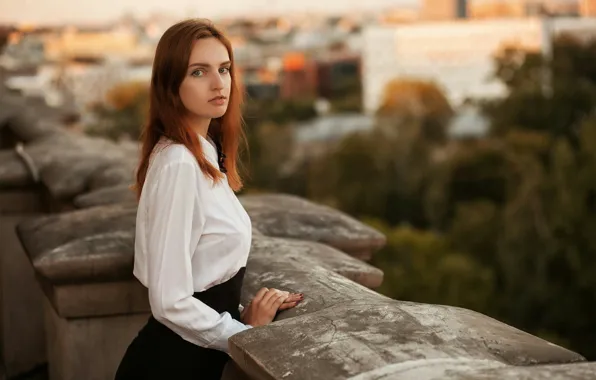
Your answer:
[362,17,596,113]
[421,0,468,20]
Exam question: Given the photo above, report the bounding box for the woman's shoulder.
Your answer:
[150,138,198,168]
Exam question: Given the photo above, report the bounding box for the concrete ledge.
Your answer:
[251,235,383,289]
[230,248,585,379]
[16,204,137,282]
[73,185,136,209]
[45,279,149,318]
[17,207,380,292]
[240,193,386,261]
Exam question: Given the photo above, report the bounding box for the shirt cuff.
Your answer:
[207,312,253,353]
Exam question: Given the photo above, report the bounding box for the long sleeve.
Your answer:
[144,161,251,354]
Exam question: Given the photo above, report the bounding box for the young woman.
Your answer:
[115,19,303,380]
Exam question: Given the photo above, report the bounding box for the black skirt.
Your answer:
[115,267,246,380]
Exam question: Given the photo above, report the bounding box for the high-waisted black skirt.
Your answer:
[115,267,246,380]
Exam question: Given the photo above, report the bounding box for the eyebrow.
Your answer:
[188,61,231,69]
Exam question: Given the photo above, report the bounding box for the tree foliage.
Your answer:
[86,81,149,141]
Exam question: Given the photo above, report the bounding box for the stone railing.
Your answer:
[1,93,594,380]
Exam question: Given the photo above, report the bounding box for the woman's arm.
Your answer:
[145,160,251,354]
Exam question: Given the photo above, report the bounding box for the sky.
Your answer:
[0,0,417,25]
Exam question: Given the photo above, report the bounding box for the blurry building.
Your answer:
[44,27,153,62]
[362,17,596,113]
[421,0,468,20]
[280,52,318,100]
[0,32,46,69]
[470,0,579,19]
[240,62,281,100]
[380,7,421,24]
[316,53,361,99]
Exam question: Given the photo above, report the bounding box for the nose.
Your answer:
[211,72,224,91]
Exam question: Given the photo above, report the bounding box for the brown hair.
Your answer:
[133,18,246,199]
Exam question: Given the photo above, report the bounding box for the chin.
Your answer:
[210,109,228,118]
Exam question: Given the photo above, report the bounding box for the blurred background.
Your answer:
[1,0,596,361]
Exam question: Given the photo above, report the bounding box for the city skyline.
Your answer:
[0,0,416,25]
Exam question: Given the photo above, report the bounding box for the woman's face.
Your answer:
[179,37,232,121]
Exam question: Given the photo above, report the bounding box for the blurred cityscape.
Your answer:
[2,0,596,365]
[2,1,595,129]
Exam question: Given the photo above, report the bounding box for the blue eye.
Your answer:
[191,70,204,77]
[219,67,231,74]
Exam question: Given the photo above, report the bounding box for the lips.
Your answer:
[209,95,227,102]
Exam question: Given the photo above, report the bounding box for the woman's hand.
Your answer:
[240,288,304,327]
[278,292,304,311]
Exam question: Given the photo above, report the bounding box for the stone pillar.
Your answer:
[41,280,150,380]
[0,189,46,378]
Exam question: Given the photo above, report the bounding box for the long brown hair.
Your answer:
[133,19,246,199]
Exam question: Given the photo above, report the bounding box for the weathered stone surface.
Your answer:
[114,139,140,155]
[5,114,56,143]
[48,280,149,318]
[43,298,148,380]
[40,154,113,200]
[74,185,136,208]
[0,98,56,142]
[0,125,138,199]
[16,210,381,291]
[16,204,137,279]
[87,162,136,191]
[33,230,135,284]
[239,193,386,261]
[0,214,46,377]
[0,150,32,188]
[251,235,383,289]
[241,257,382,321]
[346,359,596,380]
[231,251,584,380]
[24,130,127,164]
[252,227,264,236]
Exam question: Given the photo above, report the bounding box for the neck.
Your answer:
[185,115,211,139]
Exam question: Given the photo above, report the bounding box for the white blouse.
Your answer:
[133,134,253,354]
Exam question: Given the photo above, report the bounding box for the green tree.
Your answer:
[376,78,454,144]
[86,81,149,141]
[301,79,455,226]
[425,114,596,358]
[368,220,494,312]
[242,122,295,191]
[484,34,596,145]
